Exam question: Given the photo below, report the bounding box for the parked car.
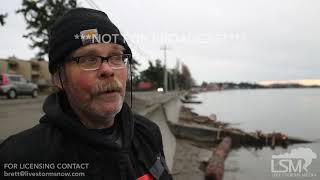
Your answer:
[0,73,39,99]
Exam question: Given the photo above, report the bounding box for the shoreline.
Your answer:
[171,91,315,179]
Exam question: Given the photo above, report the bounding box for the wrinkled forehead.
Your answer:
[70,43,125,57]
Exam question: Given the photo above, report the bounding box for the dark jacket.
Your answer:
[0,92,172,180]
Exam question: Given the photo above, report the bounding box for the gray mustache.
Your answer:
[92,79,123,95]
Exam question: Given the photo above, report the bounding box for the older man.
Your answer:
[0,8,172,180]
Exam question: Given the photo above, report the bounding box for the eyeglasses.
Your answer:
[69,54,131,71]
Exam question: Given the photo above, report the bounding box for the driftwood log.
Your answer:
[204,137,232,180]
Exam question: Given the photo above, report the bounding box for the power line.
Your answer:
[125,38,151,60]
[85,0,100,10]
[81,0,152,61]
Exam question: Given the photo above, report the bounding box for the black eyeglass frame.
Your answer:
[68,54,132,70]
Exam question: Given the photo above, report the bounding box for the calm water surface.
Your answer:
[187,89,320,180]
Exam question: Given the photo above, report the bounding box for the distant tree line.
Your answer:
[201,81,319,90]
[133,60,195,91]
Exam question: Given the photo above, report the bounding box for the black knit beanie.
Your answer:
[48,8,132,74]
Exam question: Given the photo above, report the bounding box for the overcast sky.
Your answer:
[1,0,319,84]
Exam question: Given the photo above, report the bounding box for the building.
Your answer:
[136,81,153,90]
[0,57,51,87]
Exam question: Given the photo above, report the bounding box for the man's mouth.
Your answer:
[96,90,120,100]
[100,89,120,94]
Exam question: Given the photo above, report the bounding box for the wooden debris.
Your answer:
[181,98,203,104]
[177,105,312,149]
[204,137,232,180]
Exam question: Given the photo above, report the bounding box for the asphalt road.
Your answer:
[0,96,46,142]
[0,91,181,142]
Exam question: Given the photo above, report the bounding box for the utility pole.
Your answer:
[160,45,170,93]
[175,58,180,91]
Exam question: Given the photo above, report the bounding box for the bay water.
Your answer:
[187,89,320,180]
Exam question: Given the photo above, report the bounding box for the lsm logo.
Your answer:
[271,147,317,177]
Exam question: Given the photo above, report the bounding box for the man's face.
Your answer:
[60,43,128,125]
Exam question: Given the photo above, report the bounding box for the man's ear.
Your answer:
[52,71,63,89]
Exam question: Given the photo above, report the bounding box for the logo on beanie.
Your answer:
[79,28,99,45]
[74,28,124,46]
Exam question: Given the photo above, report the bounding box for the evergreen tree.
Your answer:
[16,0,77,58]
[0,13,8,26]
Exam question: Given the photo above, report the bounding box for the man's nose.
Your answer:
[97,61,114,78]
